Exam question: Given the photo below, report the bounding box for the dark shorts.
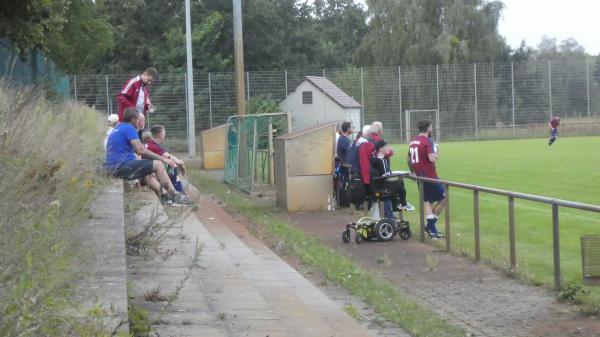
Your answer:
[111,160,153,180]
[423,181,445,203]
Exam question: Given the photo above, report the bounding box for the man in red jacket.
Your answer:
[117,67,158,122]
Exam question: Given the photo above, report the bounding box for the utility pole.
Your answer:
[184,0,196,156]
[233,0,246,115]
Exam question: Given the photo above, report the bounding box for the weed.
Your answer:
[343,303,363,321]
[129,304,152,336]
[143,287,169,302]
[426,254,439,271]
[557,282,589,304]
[377,253,393,267]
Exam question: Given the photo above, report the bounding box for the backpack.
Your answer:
[347,173,366,204]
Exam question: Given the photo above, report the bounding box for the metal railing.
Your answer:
[407,175,600,290]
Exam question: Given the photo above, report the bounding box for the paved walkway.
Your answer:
[285,211,600,337]
[125,184,405,337]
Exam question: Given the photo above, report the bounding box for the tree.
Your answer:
[0,0,70,53]
[45,0,114,74]
[353,0,509,66]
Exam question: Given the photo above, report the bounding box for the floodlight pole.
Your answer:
[185,0,196,156]
[233,0,246,115]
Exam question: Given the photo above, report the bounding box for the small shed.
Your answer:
[279,76,362,131]
[198,124,226,170]
[274,121,338,212]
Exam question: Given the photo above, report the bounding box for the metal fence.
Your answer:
[409,175,600,290]
[72,59,600,146]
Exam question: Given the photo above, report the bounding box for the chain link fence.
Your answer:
[72,59,600,148]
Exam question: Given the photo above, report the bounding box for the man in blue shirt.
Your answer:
[106,108,191,206]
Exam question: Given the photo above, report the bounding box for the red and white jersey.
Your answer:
[408,135,438,179]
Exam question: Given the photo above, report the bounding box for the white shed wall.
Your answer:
[280,81,352,130]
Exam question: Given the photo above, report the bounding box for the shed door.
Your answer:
[347,109,362,130]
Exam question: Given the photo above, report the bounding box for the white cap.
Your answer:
[107,114,119,123]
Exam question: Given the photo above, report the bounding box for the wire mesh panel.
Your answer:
[581,234,600,286]
[224,113,290,193]
[71,59,600,147]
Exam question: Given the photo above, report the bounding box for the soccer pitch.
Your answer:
[389,136,600,286]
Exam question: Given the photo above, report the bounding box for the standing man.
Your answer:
[407,120,445,238]
[548,116,560,146]
[117,67,158,122]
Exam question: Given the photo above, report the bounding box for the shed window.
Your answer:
[302,91,313,104]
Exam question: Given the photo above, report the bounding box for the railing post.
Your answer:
[474,190,481,262]
[552,203,561,290]
[419,180,425,243]
[509,196,516,271]
[445,184,450,252]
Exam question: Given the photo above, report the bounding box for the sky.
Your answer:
[347,0,600,55]
[498,0,600,54]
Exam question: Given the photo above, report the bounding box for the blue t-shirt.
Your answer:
[106,123,139,171]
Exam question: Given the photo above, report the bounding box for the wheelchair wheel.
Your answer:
[342,229,351,243]
[399,228,412,240]
[375,219,395,242]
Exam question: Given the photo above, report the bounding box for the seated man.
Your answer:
[371,140,409,215]
[106,108,191,206]
[143,125,186,194]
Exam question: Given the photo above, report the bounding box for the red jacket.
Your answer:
[117,75,150,122]
[357,137,375,184]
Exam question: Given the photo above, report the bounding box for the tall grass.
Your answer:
[0,82,111,336]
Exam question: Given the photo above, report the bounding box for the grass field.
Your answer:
[389,136,600,289]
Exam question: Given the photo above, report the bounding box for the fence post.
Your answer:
[398,66,403,142]
[548,61,553,118]
[246,71,250,101]
[419,181,425,243]
[284,70,288,96]
[436,64,441,142]
[511,62,515,135]
[474,190,481,262]
[322,68,326,77]
[360,67,365,127]
[445,184,450,252]
[73,75,78,100]
[184,73,188,144]
[105,75,110,115]
[509,196,516,272]
[474,63,478,139]
[552,203,561,290]
[208,72,213,128]
[586,59,591,118]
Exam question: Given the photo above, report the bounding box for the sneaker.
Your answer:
[160,193,173,205]
[171,192,192,207]
[398,202,415,211]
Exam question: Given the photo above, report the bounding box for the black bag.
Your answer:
[347,174,366,204]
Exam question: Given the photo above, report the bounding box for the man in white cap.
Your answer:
[104,114,119,151]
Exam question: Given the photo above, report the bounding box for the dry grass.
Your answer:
[0,82,115,336]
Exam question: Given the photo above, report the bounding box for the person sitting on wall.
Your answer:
[142,125,186,194]
[106,108,191,206]
[104,114,119,152]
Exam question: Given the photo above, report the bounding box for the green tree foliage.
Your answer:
[0,0,70,53]
[45,0,114,74]
[354,0,509,66]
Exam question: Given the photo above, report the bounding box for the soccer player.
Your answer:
[548,116,560,146]
[407,120,445,238]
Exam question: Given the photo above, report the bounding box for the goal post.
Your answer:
[405,109,440,143]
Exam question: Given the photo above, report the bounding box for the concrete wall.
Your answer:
[280,81,349,130]
[199,124,226,169]
[274,121,337,212]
